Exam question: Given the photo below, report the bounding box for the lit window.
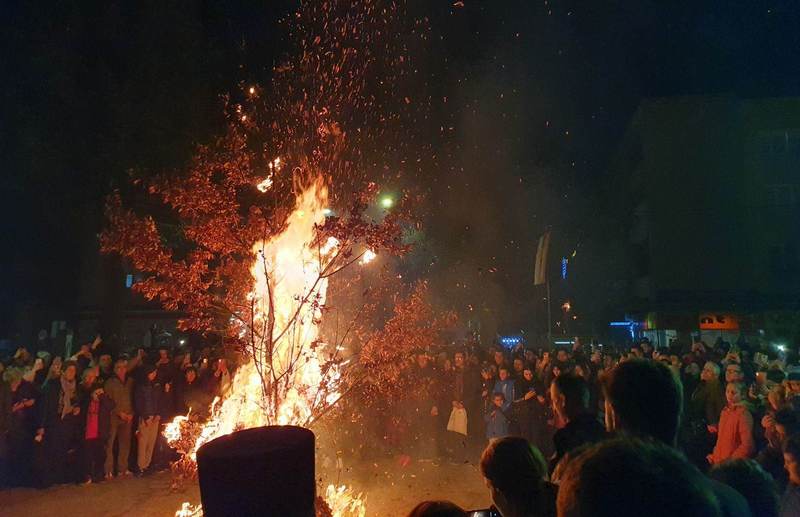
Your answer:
[125,274,133,288]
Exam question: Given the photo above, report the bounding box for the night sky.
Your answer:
[1,0,798,339]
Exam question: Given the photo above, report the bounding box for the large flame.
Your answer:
[168,177,364,516]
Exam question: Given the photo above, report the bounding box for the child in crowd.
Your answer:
[485,393,510,441]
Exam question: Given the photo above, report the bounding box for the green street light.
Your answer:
[380,196,394,209]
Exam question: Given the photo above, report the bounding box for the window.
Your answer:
[125,274,133,288]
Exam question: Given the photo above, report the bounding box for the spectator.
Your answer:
[21,353,45,386]
[80,367,101,395]
[604,359,682,446]
[406,501,467,517]
[549,374,605,474]
[4,367,37,486]
[447,351,480,462]
[709,382,755,465]
[37,360,81,486]
[13,347,32,368]
[97,353,113,381]
[512,358,525,380]
[154,350,176,471]
[759,408,800,490]
[205,358,232,397]
[693,362,727,429]
[485,393,510,440]
[104,359,134,478]
[178,366,212,418]
[40,356,63,389]
[70,344,94,375]
[709,459,779,517]
[726,364,746,385]
[787,370,800,412]
[410,352,440,461]
[604,359,751,517]
[493,349,507,371]
[557,438,720,517]
[80,374,114,484]
[512,366,545,449]
[536,351,552,384]
[781,434,800,517]
[493,367,515,405]
[762,386,788,448]
[134,364,163,475]
[480,365,496,410]
[524,349,536,367]
[480,436,556,517]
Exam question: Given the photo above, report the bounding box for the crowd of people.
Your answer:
[397,337,800,517]
[4,332,800,517]
[0,336,231,487]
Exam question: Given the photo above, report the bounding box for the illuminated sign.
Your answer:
[698,313,739,330]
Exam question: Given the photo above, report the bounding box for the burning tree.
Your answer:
[101,132,418,447]
[101,5,452,515]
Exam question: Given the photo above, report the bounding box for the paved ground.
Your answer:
[1,458,489,516]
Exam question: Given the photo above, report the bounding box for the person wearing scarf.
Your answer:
[36,361,81,486]
[512,366,547,451]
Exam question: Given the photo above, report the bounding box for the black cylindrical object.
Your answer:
[197,425,316,517]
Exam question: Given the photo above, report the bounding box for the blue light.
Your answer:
[500,336,523,347]
[609,321,633,327]
[125,274,133,288]
[561,258,568,280]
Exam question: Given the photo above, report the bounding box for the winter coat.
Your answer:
[104,375,134,417]
[550,413,606,473]
[493,379,515,404]
[38,380,78,431]
[484,402,511,439]
[134,380,163,419]
[691,379,726,425]
[711,404,755,464]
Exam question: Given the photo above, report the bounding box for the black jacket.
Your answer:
[550,412,606,473]
[134,380,163,419]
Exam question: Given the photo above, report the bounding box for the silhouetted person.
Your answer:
[780,434,800,517]
[603,359,751,517]
[709,459,779,517]
[480,436,556,517]
[406,501,467,517]
[557,438,721,517]
[549,374,604,474]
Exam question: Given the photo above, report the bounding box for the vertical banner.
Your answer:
[534,231,551,285]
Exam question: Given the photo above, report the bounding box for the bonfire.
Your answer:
[100,2,451,515]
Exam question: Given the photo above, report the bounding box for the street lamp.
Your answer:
[380,196,394,209]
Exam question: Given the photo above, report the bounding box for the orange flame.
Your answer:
[167,176,365,515]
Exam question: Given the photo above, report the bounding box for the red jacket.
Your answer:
[711,404,754,464]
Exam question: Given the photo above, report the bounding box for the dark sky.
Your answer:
[1,0,798,338]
